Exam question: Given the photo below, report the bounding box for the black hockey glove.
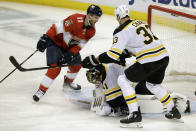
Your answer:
[59,51,75,65]
[37,34,51,52]
[118,49,131,66]
[82,55,99,69]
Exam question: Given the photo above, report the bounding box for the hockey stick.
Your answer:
[9,56,81,72]
[0,50,38,83]
[69,98,91,105]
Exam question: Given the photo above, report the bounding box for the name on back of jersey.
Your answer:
[132,20,145,27]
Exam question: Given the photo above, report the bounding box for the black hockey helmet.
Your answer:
[87,4,102,17]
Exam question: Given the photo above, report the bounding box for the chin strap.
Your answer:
[83,15,92,29]
[87,15,92,26]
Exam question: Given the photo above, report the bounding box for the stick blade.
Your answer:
[9,56,25,72]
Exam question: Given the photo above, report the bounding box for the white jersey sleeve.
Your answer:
[106,28,132,61]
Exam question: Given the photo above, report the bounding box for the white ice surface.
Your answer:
[0,2,196,131]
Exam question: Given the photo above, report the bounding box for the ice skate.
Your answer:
[120,108,143,128]
[63,76,81,92]
[109,107,129,117]
[165,106,183,123]
[119,106,129,116]
[33,89,45,102]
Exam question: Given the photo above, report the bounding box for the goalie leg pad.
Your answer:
[90,87,106,112]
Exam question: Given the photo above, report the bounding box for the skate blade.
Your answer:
[172,118,184,123]
[167,118,184,123]
[120,122,143,128]
[63,87,81,93]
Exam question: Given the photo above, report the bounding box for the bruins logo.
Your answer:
[113,37,118,44]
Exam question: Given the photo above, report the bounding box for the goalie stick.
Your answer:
[9,56,81,72]
[69,98,91,105]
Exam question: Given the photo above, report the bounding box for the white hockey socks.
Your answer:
[118,74,139,113]
[146,82,174,111]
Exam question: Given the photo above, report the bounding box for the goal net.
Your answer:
[148,5,196,82]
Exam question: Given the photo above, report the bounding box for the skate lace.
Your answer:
[166,107,175,116]
[36,90,45,97]
[126,114,133,119]
[69,83,78,88]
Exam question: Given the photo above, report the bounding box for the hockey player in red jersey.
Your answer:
[33,4,102,102]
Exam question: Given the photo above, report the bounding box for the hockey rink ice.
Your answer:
[0,2,196,131]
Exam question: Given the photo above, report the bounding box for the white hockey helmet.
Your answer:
[115,5,130,19]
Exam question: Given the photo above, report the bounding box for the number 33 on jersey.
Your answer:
[109,19,168,64]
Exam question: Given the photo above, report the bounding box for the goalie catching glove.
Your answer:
[82,55,99,69]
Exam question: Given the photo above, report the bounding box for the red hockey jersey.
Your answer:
[46,13,96,55]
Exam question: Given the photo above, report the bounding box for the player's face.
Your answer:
[87,14,100,26]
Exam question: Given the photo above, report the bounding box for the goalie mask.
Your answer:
[86,68,102,84]
[86,64,106,85]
